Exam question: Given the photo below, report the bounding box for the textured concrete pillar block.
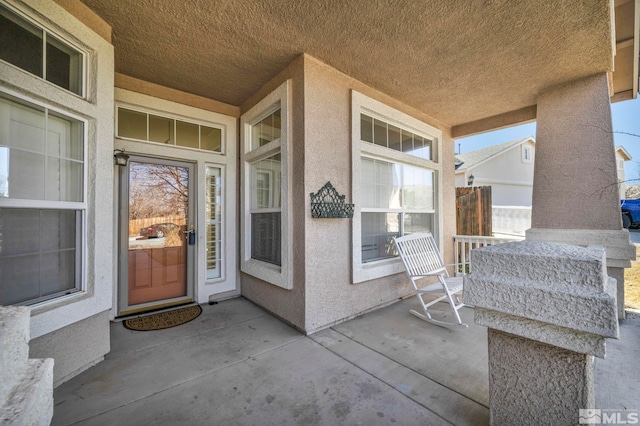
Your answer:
[465,239,620,425]
[488,329,593,425]
[0,306,54,426]
[0,307,30,400]
[464,241,618,354]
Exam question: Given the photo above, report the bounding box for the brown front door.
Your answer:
[119,156,195,315]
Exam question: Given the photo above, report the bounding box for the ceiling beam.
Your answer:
[452,106,537,139]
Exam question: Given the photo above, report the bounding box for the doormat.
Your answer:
[123,305,202,331]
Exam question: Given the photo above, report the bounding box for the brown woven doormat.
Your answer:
[123,305,202,331]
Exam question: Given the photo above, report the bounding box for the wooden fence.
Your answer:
[129,215,187,235]
[455,186,492,236]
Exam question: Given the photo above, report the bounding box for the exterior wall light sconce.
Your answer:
[467,174,475,186]
[114,149,129,167]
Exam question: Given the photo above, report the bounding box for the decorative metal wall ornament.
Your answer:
[310,181,354,218]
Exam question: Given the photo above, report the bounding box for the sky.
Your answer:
[456,97,640,182]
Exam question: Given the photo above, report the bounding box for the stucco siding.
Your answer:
[237,55,455,333]
[302,56,455,332]
[239,56,307,331]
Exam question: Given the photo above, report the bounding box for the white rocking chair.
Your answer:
[394,233,468,327]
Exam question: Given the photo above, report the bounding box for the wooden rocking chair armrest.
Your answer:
[409,271,446,278]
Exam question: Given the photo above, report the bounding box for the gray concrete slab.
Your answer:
[331,299,489,407]
[53,309,303,425]
[51,297,639,426]
[595,314,640,411]
[108,298,268,358]
[310,328,489,426]
[61,337,448,426]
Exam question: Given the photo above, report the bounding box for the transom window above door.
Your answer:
[117,107,223,153]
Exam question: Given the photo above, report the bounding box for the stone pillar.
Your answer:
[464,241,618,425]
[529,73,635,318]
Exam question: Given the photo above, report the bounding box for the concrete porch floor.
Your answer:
[52,297,640,425]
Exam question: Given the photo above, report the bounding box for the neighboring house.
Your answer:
[0,0,637,391]
[455,137,536,206]
[455,137,535,236]
[616,146,633,199]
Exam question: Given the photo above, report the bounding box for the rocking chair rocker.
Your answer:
[394,233,468,327]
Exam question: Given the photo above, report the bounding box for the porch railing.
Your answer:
[453,234,523,276]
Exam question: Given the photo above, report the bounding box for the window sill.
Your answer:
[352,257,405,284]
[241,258,292,290]
[28,290,90,316]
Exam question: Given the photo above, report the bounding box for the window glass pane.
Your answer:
[361,212,399,263]
[201,126,222,152]
[176,120,199,149]
[0,208,79,305]
[47,111,83,160]
[413,136,429,160]
[0,5,43,78]
[360,158,402,209]
[0,95,83,202]
[40,209,77,250]
[272,109,281,140]
[4,96,45,153]
[251,212,281,266]
[0,254,40,305]
[422,138,432,160]
[402,166,434,210]
[40,249,76,295]
[149,114,174,144]
[388,125,401,151]
[0,208,40,256]
[401,130,413,154]
[376,159,401,209]
[46,34,82,95]
[6,149,45,200]
[373,118,387,147]
[360,157,377,208]
[46,157,83,202]
[251,109,281,150]
[205,166,221,280]
[0,147,7,197]
[403,213,433,235]
[361,114,373,143]
[118,108,147,140]
[250,154,281,210]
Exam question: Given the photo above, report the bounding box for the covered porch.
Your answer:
[51,297,639,425]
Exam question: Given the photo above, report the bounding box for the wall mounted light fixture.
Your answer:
[114,149,129,167]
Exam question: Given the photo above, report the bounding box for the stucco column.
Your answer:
[464,241,618,425]
[527,73,635,318]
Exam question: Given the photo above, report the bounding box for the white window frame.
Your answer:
[0,2,87,98]
[204,163,223,282]
[240,81,292,289]
[0,89,88,305]
[351,91,443,283]
[115,104,226,155]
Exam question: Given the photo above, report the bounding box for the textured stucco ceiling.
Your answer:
[81,0,614,126]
